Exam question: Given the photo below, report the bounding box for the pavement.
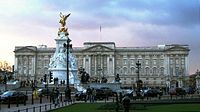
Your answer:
[0,101,74,112]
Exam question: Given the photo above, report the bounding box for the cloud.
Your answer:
[0,0,200,74]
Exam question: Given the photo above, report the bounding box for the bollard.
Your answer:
[40,95,42,104]
[45,104,47,111]
[0,96,1,110]
[32,92,34,104]
[50,103,51,110]
[8,96,10,108]
[60,93,62,102]
[49,94,52,103]
[16,96,19,107]
[40,106,41,112]
[24,96,26,106]
[33,107,35,112]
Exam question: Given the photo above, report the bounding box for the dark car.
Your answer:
[0,91,28,103]
[37,88,52,97]
[75,91,87,101]
[169,88,186,96]
[99,87,113,96]
[144,89,163,97]
[95,87,113,100]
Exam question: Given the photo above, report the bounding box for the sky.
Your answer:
[0,0,199,74]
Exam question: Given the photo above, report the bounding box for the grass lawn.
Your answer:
[51,103,200,112]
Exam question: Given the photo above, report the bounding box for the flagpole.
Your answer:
[100,25,102,41]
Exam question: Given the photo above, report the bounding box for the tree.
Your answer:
[0,60,12,72]
[0,60,12,84]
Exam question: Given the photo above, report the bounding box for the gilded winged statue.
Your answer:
[59,12,71,27]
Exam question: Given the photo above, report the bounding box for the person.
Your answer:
[119,92,123,103]
[116,93,119,112]
[54,88,60,106]
[51,88,55,104]
[86,86,92,102]
[92,88,96,102]
[122,95,130,112]
[65,87,71,102]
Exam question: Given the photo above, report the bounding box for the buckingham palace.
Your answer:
[14,42,190,88]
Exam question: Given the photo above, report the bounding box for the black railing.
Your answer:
[3,100,74,112]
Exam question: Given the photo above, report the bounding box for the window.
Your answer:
[175,59,179,65]
[116,59,120,65]
[181,58,185,65]
[145,59,149,65]
[160,59,164,66]
[170,67,173,75]
[123,67,128,74]
[145,67,150,75]
[123,59,127,65]
[153,59,157,65]
[153,67,157,75]
[131,67,135,74]
[170,58,173,65]
[131,59,135,65]
[160,67,164,75]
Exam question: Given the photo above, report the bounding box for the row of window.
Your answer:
[116,67,165,75]
[117,59,164,66]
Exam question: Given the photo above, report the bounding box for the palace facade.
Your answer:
[14,42,190,88]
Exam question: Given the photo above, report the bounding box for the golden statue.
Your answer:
[59,12,71,27]
[58,12,71,36]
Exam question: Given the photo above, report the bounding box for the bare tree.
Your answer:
[0,60,12,72]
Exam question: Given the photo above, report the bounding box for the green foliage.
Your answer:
[51,103,200,112]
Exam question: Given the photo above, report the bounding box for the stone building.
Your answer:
[14,42,190,88]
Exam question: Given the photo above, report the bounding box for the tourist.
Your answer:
[123,95,130,112]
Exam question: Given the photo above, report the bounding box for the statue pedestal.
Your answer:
[49,68,79,84]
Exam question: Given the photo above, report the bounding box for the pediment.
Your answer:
[165,46,190,52]
[14,46,37,53]
[82,45,114,52]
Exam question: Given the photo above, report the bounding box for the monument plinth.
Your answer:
[48,12,80,85]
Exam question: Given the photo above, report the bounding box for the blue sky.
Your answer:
[0,0,199,74]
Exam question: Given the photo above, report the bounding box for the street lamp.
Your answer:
[136,60,141,81]
[3,71,7,91]
[63,38,72,101]
[136,60,142,92]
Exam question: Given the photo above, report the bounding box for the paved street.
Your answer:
[1,93,200,112]
[0,100,74,112]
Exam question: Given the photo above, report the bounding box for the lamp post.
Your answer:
[63,38,72,101]
[136,60,141,92]
[4,71,7,91]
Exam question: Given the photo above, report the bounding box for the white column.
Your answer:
[32,56,35,77]
[112,55,115,75]
[83,56,86,69]
[14,56,18,79]
[88,55,91,75]
[94,55,97,76]
[185,56,189,76]
[164,55,169,76]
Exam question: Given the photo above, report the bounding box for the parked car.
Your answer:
[0,91,28,103]
[144,89,163,97]
[99,87,113,96]
[37,88,52,97]
[75,91,87,101]
[169,88,186,96]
